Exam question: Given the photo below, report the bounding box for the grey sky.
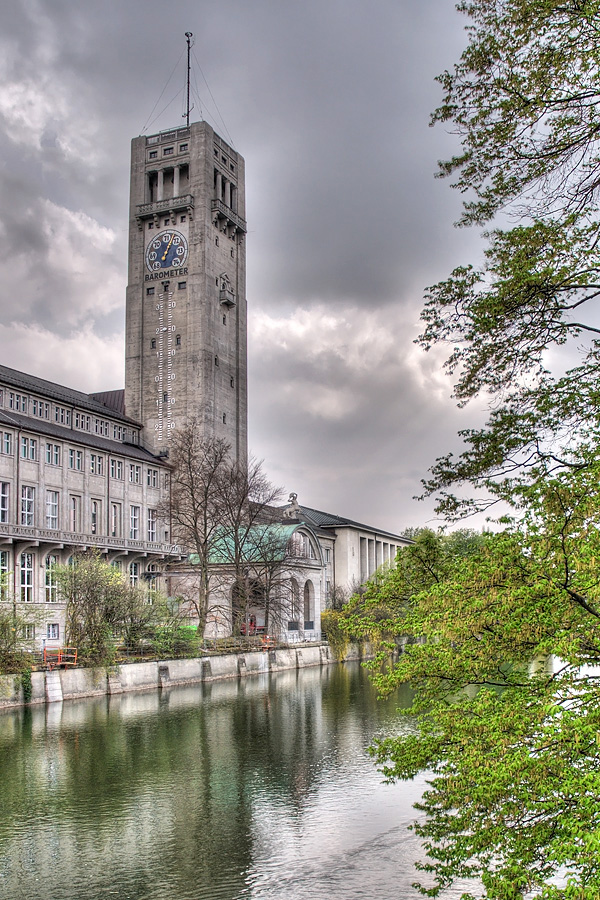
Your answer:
[0,0,487,534]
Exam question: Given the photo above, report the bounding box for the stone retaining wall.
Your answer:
[0,643,372,710]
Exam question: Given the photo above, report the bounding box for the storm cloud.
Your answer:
[0,0,487,533]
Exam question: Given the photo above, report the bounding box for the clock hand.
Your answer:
[161,233,175,262]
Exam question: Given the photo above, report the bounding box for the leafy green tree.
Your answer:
[420,0,600,518]
[366,464,600,898]
[58,551,170,665]
[363,3,600,897]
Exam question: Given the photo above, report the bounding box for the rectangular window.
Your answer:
[130,505,140,540]
[129,562,139,585]
[20,486,35,526]
[129,464,141,484]
[147,468,158,488]
[2,432,13,455]
[69,496,81,532]
[0,550,9,601]
[22,623,35,641]
[110,458,123,479]
[21,437,37,460]
[146,287,155,296]
[46,490,59,529]
[54,406,71,426]
[90,453,104,475]
[325,548,331,563]
[69,449,83,471]
[45,555,58,603]
[113,425,125,441]
[163,146,173,156]
[179,143,188,152]
[111,503,121,538]
[147,508,157,542]
[45,443,61,465]
[178,281,186,290]
[47,623,60,640]
[0,483,8,524]
[91,500,100,535]
[20,552,33,602]
[149,150,157,159]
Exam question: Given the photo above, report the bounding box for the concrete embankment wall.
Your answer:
[0,643,372,710]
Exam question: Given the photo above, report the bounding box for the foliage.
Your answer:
[365,4,600,894]
[0,606,37,674]
[365,465,600,897]
[320,609,350,660]
[150,625,200,659]
[20,668,32,703]
[57,551,172,666]
[420,0,600,519]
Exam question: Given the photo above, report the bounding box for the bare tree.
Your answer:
[163,422,285,636]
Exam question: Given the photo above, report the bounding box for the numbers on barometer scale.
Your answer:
[154,286,177,442]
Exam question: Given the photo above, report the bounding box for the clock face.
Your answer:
[145,229,188,272]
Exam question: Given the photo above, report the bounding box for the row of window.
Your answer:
[2,434,161,485]
[148,141,188,160]
[0,483,159,540]
[0,390,137,442]
[0,550,158,606]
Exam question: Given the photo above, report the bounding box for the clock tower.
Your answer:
[125,121,247,464]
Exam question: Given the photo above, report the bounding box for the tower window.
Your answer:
[180,215,186,222]
[178,281,186,290]
[215,237,219,246]
[214,148,218,157]
[146,287,155,296]
[149,150,157,159]
[223,315,227,325]
[230,377,234,388]
[222,414,226,424]
[179,143,188,152]
[164,218,170,226]
[230,163,234,171]
[214,356,219,366]
[176,335,181,346]
[164,147,174,156]
[163,393,168,403]
[151,339,156,349]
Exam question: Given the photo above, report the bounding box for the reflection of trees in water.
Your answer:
[0,663,413,900]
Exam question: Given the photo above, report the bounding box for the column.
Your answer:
[157,169,164,202]
[173,165,180,197]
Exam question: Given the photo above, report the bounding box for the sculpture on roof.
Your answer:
[282,492,301,519]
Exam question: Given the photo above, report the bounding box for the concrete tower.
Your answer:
[125,121,247,464]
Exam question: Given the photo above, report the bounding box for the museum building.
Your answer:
[0,119,409,649]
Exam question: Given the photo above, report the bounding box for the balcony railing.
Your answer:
[211,198,247,234]
[136,193,195,220]
[0,523,182,557]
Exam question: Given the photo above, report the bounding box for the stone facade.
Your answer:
[0,365,178,650]
[125,122,247,464]
[0,118,409,652]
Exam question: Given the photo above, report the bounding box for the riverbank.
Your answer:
[0,642,372,709]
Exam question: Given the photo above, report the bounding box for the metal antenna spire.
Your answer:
[184,32,194,126]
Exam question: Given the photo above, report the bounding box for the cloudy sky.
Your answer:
[0,0,489,534]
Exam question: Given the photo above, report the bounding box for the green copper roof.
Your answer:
[188,523,302,566]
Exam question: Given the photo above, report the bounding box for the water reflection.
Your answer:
[0,663,467,899]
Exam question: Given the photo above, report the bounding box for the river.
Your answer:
[0,661,473,900]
